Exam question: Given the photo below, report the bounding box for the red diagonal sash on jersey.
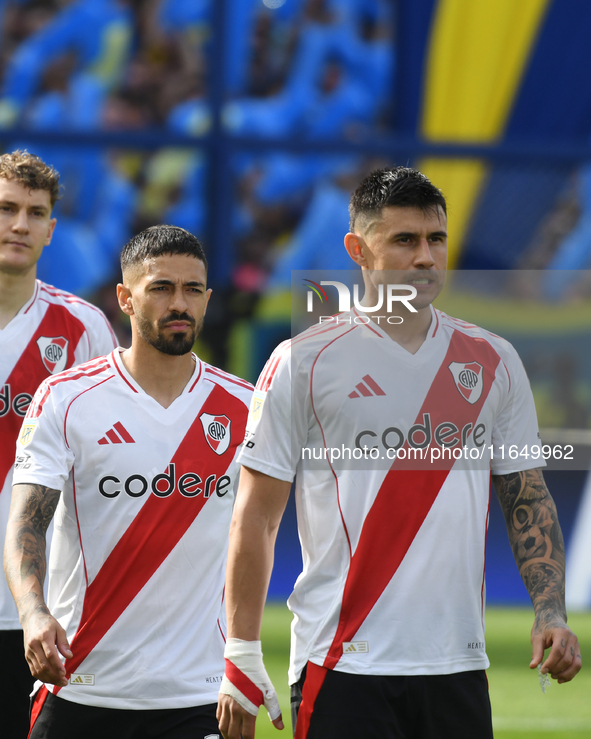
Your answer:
[57,384,247,687]
[322,330,501,670]
[0,305,84,492]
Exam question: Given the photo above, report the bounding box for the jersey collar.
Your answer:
[352,304,439,341]
[110,349,203,397]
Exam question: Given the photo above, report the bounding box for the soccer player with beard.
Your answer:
[5,225,253,738]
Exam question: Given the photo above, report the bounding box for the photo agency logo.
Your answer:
[303,279,418,324]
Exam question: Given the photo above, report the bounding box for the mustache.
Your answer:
[158,312,196,328]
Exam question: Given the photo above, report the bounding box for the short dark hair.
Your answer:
[120,225,208,274]
[0,149,61,207]
[349,166,447,232]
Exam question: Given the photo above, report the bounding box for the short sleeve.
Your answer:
[490,348,544,475]
[13,383,74,491]
[238,342,310,482]
[85,308,118,360]
[71,303,118,367]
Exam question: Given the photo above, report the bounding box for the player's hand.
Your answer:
[217,694,284,739]
[530,619,582,683]
[22,608,73,687]
[217,693,260,739]
[217,638,284,739]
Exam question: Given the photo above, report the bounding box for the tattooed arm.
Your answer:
[4,483,72,686]
[492,469,581,682]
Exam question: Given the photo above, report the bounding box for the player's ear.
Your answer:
[117,283,134,316]
[344,232,368,267]
[44,217,57,246]
[203,288,212,315]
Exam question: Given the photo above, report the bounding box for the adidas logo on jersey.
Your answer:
[98,463,232,499]
[348,375,386,399]
[342,641,369,654]
[70,673,95,685]
[98,422,135,445]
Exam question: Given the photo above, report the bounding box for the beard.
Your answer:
[135,311,202,356]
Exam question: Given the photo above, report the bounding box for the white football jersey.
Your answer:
[238,307,543,683]
[0,281,117,629]
[13,350,253,709]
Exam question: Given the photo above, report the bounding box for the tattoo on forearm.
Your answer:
[15,591,51,619]
[5,484,60,616]
[18,483,60,533]
[492,469,566,631]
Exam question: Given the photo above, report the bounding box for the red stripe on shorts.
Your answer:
[28,685,49,738]
[294,662,328,739]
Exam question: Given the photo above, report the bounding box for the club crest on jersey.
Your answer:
[36,336,68,374]
[200,413,231,455]
[448,361,483,404]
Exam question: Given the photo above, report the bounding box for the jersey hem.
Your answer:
[491,461,547,475]
[10,472,67,490]
[46,687,221,710]
[237,454,294,483]
[0,620,22,630]
[291,656,490,682]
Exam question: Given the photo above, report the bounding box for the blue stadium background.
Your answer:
[3,0,591,606]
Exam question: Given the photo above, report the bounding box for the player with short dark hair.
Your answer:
[217,166,581,739]
[0,149,117,737]
[5,224,253,738]
[120,223,209,273]
[348,165,447,230]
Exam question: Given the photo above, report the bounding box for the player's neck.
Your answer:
[370,305,433,354]
[120,343,196,408]
[0,268,36,330]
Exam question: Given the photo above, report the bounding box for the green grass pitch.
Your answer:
[254,603,591,739]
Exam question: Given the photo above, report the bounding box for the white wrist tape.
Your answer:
[219,638,281,720]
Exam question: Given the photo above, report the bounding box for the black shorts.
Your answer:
[0,629,36,739]
[29,687,221,739]
[291,663,493,739]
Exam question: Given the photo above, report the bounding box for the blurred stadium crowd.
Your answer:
[0,0,394,352]
[1,0,591,390]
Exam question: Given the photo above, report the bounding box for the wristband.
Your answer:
[219,638,281,720]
